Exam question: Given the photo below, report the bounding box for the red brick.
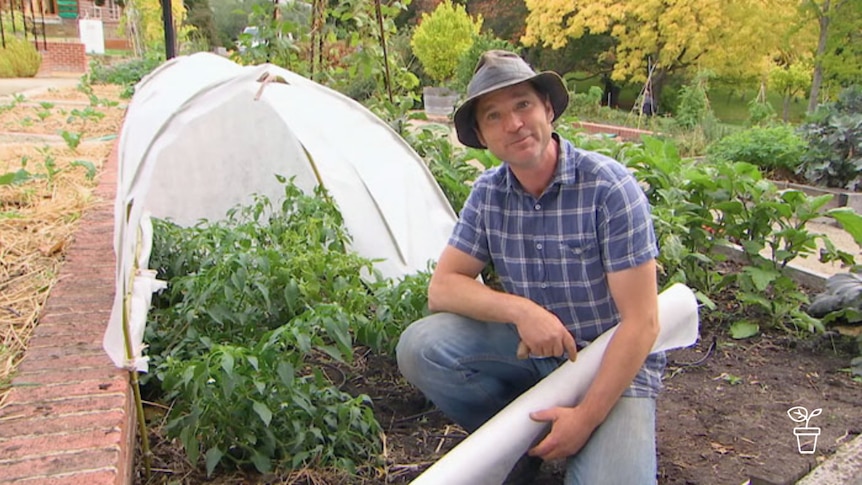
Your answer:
[34,314,112,337]
[19,345,108,363]
[0,410,127,439]
[46,289,114,306]
[1,393,129,420]
[16,351,114,372]
[13,366,125,386]
[7,380,125,405]
[0,448,119,482]
[0,428,123,461]
[13,469,119,485]
[27,333,102,349]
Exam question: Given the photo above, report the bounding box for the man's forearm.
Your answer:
[577,316,658,424]
[427,272,532,324]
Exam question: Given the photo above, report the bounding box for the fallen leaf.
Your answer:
[834,325,862,337]
[38,238,66,256]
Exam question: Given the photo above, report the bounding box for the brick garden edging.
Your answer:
[572,120,656,142]
[0,142,135,485]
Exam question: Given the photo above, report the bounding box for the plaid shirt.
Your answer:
[449,134,664,397]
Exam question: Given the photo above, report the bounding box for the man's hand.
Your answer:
[527,406,599,460]
[514,304,577,361]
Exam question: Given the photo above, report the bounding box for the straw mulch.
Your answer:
[0,84,123,407]
[0,84,126,138]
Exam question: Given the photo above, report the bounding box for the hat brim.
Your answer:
[454,72,569,149]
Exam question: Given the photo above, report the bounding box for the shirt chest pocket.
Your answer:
[556,238,602,282]
[562,238,598,259]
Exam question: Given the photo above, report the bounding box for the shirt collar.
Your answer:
[503,133,579,191]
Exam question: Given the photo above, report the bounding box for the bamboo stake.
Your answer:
[120,207,151,478]
[374,0,392,103]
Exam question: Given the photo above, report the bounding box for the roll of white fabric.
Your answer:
[411,283,700,485]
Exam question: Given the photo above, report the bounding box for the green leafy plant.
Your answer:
[706,124,806,175]
[797,86,862,190]
[410,0,482,85]
[146,178,431,476]
[613,135,855,333]
[60,130,82,150]
[747,97,776,126]
[0,167,31,186]
[34,101,54,121]
[71,160,97,180]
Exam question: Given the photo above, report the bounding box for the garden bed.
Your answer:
[135,309,862,485]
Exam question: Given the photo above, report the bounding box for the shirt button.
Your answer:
[534,204,541,210]
[541,282,548,289]
[536,243,543,250]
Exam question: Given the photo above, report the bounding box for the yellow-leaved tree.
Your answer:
[120,0,193,54]
[522,0,790,101]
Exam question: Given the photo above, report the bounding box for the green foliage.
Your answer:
[183,0,220,50]
[567,85,603,119]
[402,123,500,214]
[87,53,164,96]
[146,178,432,475]
[797,86,862,190]
[0,167,31,186]
[0,36,41,78]
[410,0,482,84]
[450,32,518,94]
[611,135,855,333]
[675,72,713,130]
[747,98,776,126]
[706,124,806,174]
[231,2,306,69]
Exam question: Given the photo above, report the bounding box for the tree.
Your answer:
[121,0,191,53]
[184,0,219,49]
[410,0,482,84]
[522,0,786,103]
[769,61,811,121]
[818,0,862,96]
[467,0,528,43]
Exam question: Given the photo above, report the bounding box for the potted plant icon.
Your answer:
[787,406,822,454]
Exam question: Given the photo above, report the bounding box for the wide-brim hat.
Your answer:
[454,50,569,149]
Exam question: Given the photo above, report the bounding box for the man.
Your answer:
[396,50,663,484]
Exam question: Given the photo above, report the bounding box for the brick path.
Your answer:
[0,143,135,485]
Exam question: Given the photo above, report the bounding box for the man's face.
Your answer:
[474,82,555,168]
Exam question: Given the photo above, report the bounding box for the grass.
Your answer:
[710,86,808,125]
[564,71,809,126]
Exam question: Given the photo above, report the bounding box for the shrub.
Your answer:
[0,36,41,78]
[706,124,806,174]
[410,0,482,85]
[797,86,862,190]
[568,85,603,119]
[450,32,518,93]
[88,53,163,89]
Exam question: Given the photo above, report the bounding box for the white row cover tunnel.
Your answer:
[103,52,457,372]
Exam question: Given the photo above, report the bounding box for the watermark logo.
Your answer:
[787,406,822,454]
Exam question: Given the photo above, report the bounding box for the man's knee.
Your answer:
[396,313,452,382]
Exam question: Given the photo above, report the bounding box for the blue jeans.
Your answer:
[396,312,657,484]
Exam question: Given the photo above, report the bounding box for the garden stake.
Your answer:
[120,222,152,478]
[374,0,393,103]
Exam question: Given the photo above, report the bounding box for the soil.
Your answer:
[136,303,862,485]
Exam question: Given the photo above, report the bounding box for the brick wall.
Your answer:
[38,42,88,74]
[0,144,136,485]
